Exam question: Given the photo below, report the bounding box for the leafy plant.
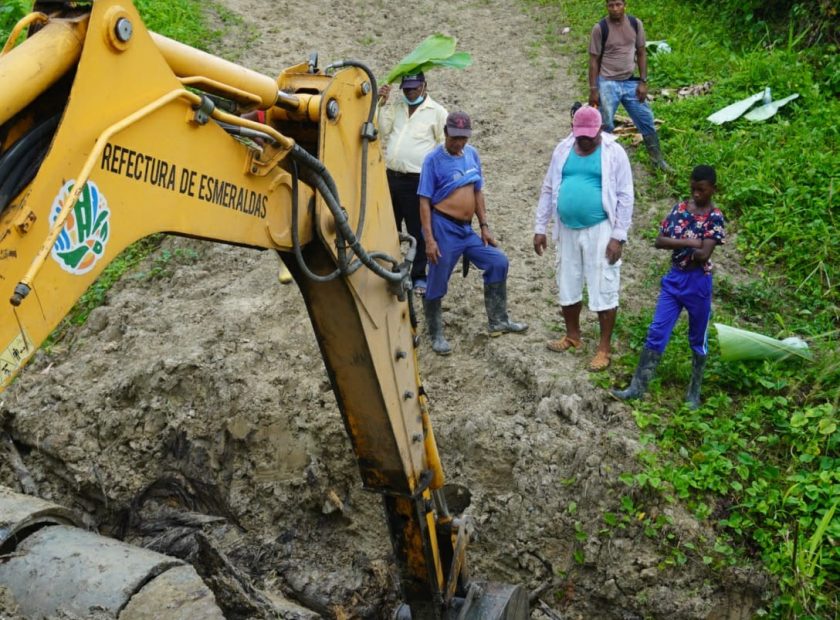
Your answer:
[382,34,473,85]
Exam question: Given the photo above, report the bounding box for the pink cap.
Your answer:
[572,106,602,138]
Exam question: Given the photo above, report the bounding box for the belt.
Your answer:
[387,169,420,179]
[433,208,471,226]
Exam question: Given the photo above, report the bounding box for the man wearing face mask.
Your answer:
[378,72,448,296]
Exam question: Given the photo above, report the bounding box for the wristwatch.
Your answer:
[639,77,648,83]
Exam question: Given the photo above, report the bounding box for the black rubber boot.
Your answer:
[685,352,707,410]
[612,348,662,400]
[484,281,528,337]
[642,133,672,172]
[423,297,451,355]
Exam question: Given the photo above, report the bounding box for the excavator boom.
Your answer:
[0,1,527,617]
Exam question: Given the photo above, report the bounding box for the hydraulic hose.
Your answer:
[309,171,403,283]
[209,63,410,288]
[324,60,378,241]
[0,113,61,212]
[290,159,341,283]
[214,120,277,145]
[289,148,408,284]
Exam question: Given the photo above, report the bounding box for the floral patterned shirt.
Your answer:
[660,201,725,274]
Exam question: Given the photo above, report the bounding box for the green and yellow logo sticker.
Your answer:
[50,180,110,275]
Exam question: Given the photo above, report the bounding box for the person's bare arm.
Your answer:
[655,234,702,250]
[636,45,648,102]
[419,196,440,264]
[474,189,496,247]
[691,238,718,263]
[589,54,601,106]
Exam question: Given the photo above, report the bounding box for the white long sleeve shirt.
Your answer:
[378,95,447,173]
[534,132,634,242]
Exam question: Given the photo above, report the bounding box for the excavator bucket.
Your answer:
[461,583,530,619]
[395,582,529,619]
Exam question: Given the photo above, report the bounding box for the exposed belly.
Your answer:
[433,184,476,221]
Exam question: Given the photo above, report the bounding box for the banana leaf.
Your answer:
[415,51,473,73]
[706,89,767,125]
[744,93,800,122]
[714,323,813,362]
[383,34,471,84]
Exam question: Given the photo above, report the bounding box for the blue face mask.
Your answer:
[403,94,425,106]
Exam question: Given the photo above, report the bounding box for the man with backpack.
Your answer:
[588,0,671,172]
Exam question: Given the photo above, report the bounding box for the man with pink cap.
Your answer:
[533,105,634,371]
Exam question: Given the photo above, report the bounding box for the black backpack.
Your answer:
[598,15,639,62]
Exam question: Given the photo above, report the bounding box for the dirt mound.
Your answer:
[1,0,765,617]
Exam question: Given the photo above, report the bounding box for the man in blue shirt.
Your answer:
[417,111,527,355]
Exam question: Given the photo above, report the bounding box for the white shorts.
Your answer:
[555,219,621,312]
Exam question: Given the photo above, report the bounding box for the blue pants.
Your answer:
[598,77,656,136]
[425,212,508,301]
[644,267,712,355]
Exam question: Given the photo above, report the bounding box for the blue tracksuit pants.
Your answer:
[644,267,713,355]
[425,212,508,301]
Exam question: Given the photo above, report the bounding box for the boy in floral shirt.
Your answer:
[613,165,724,408]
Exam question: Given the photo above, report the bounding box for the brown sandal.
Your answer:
[546,336,582,353]
[588,350,611,371]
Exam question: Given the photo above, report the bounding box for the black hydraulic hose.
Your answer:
[0,134,51,210]
[290,160,342,283]
[324,59,377,126]
[0,114,61,212]
[290,144,339,211]
[309,172,403,283]
[290,146,406,284]
[324,60,378,240]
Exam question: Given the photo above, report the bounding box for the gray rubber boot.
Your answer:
[484,281,528,337]
[612,348,662,400]
[685,352,707,410]
[642,133,672,172]
[423,297,451,355]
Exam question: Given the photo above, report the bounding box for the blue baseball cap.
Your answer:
[400,72,425,89]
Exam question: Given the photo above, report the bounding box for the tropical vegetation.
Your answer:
[530,0,838,616]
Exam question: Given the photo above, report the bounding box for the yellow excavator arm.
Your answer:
[0,1,527,617]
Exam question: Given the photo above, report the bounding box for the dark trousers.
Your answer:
[387,170,426,282]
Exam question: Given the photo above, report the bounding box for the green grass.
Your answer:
[529,0,839,617]
[2,0,227,52]
[0,0,31,48]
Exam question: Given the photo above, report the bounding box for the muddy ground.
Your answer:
[0,0,768,618]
